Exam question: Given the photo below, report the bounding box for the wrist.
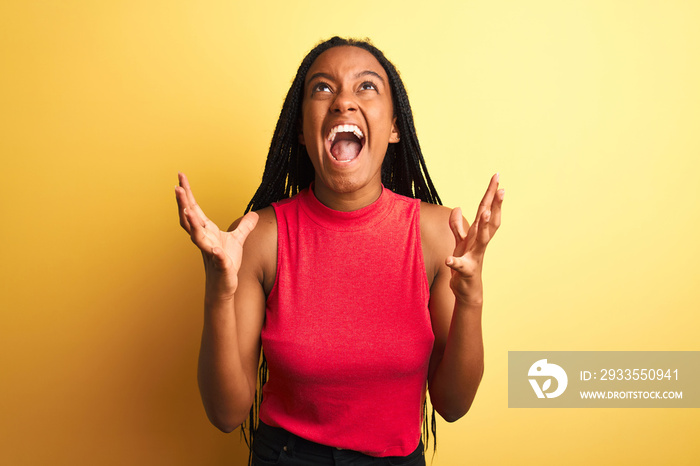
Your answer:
[204,276,237,303]
[204,290,236,305]
[451,275,483,307]
[454,294,483,309]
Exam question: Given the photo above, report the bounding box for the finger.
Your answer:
[475,173,499,224]
[184,202,212,250]
[178,171,194,203]
[474,209,492,255]
[465,217,479,253]
[490,188,504,229]
[178,172,212,225]
[175,185,191,233]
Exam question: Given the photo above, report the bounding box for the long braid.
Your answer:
[242,37,441,461]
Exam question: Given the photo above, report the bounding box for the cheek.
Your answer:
[302,108,325,139]
[367,105,395,135]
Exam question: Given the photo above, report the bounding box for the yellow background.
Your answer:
[1,1,698,464]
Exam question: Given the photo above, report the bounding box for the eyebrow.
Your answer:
[306,70,386,86]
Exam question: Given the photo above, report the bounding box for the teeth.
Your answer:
[327,124,364,142]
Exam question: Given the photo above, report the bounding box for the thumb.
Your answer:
[233,211,259,245]
[449,207,466,243]
[449,207,470,257]
[446,254,469,274]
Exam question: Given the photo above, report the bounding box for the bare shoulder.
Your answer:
[229,206,277,295]
[419,202,455,286]
[420,202,456,248]
[420,201,452,232]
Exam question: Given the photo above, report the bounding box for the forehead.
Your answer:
[305,46,389,83]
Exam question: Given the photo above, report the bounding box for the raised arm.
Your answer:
[423,173,504,422]
[175,172,273,432]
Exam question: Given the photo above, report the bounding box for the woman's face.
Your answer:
[300,46,400,204]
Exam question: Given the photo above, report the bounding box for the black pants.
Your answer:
[252,421,426,466]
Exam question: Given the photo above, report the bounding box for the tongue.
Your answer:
[331,139,361,161]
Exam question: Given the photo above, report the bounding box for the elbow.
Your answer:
[201,398,251,433]
[441,412,465,423]
[206,409,247,433]
[431,382,481,423]
[211,413,240,433]
[198,381,255,434]
[215,423,238,434]
[436,403,471,423]
[214,422,236,434]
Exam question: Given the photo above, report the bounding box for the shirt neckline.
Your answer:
[298,183,395,232]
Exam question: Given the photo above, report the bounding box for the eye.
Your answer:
[359,81,377,92]
[311,82,332,94]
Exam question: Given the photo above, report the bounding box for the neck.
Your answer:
[312,179,383,212]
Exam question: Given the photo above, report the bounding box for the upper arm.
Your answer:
[420,203,468,386]
[229,207,277,396]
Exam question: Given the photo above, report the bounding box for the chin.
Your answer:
[320,176,362,194]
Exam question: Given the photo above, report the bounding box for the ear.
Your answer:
[389,116,400,143]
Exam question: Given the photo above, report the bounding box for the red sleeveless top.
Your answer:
[259,186,435,457]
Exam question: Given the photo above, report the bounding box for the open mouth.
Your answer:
[327,124,365,163]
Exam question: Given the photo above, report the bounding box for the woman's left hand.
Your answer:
[446,173,504,306]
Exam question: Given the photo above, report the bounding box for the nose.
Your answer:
[330,88,357,113]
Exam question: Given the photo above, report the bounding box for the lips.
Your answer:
[326,124,365,162]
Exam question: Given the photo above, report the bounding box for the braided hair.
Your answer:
[242,36,440,462]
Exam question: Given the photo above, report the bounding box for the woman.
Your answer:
[175,37,504,465]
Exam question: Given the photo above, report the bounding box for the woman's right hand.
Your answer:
[175,172,258,298]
